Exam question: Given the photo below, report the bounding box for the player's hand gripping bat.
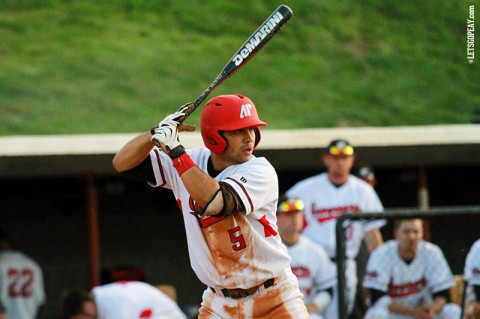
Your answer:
[175,4,293,124]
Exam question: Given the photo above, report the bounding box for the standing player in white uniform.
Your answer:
[276,196,337,319]
[113,94,309,319]
[464,239,480,319]
[0,228,45,319]
[61,281,187,319]
[286,139,384,318]
[363,218,461,319]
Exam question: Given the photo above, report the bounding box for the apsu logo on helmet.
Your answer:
[240,104,252,119]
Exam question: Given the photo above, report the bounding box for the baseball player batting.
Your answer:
[113,94,309,318]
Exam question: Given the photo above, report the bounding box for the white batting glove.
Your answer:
[151,103,195,159]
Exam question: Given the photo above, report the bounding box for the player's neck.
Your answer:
[398,247,417,262]
[327,174,349,187]
[208,155,226,176]
[281,234,299,246]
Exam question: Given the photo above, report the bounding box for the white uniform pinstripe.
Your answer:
[363,240,460,319]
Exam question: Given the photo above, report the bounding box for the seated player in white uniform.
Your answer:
[276,196,337,319]
[363,218,461,319]
[464,239,480,319]
[60,281,187,319]
[113,94,309,318]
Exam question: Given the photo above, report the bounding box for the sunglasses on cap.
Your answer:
[277,198,304,213]
[328,144,354,156]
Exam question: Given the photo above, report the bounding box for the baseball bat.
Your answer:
[176,4,293,123]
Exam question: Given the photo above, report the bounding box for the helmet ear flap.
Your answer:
[207,137,218,146]
[214,131,229,153]
[210,129,259,154]
[253,128,261,149]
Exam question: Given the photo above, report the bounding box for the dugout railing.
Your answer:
[335,205,480,319]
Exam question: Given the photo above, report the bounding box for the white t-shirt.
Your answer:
[0,250,45,319]
[149,147,291,289]
[92,281,186,319]
[286,173,384,258]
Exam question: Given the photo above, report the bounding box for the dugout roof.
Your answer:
[0,124,479,177]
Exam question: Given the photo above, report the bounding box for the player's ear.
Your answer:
[348,155,356,168]
[321,154,328,165]
[393,229,400,239]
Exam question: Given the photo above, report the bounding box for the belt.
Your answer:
[209,278,275,299]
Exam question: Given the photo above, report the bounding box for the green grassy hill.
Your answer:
[1,0,478,135]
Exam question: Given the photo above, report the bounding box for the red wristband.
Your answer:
[172,152,195,176]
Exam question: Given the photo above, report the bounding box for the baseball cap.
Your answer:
[326,139,354,156]
[277,197,305,214]
[357,166,377,185]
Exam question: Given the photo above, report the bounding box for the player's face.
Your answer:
[322,155,355,182]
[220,128,256,165]
[396,219,423,254]
[277,211,304,235]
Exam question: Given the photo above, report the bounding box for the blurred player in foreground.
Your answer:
[464,239,480,319]
[113,94,309,318]
[363,218,460,319]
[0,227,45,319]
[276,196,337,319]
[60,281,187,319]
[286,139,385,318]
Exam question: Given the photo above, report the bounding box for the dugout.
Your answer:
[1,124,479,319]
[336,207,480,319]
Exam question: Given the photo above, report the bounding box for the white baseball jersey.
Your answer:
[149,147,291,289]
[286,173,385,259]
[363,240,455,306]
[92,281,186,319]
[0,250,45,319]
[287,236,336,305]
[464,239,480,302]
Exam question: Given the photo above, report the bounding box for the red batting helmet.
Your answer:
[200,94,267,154]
